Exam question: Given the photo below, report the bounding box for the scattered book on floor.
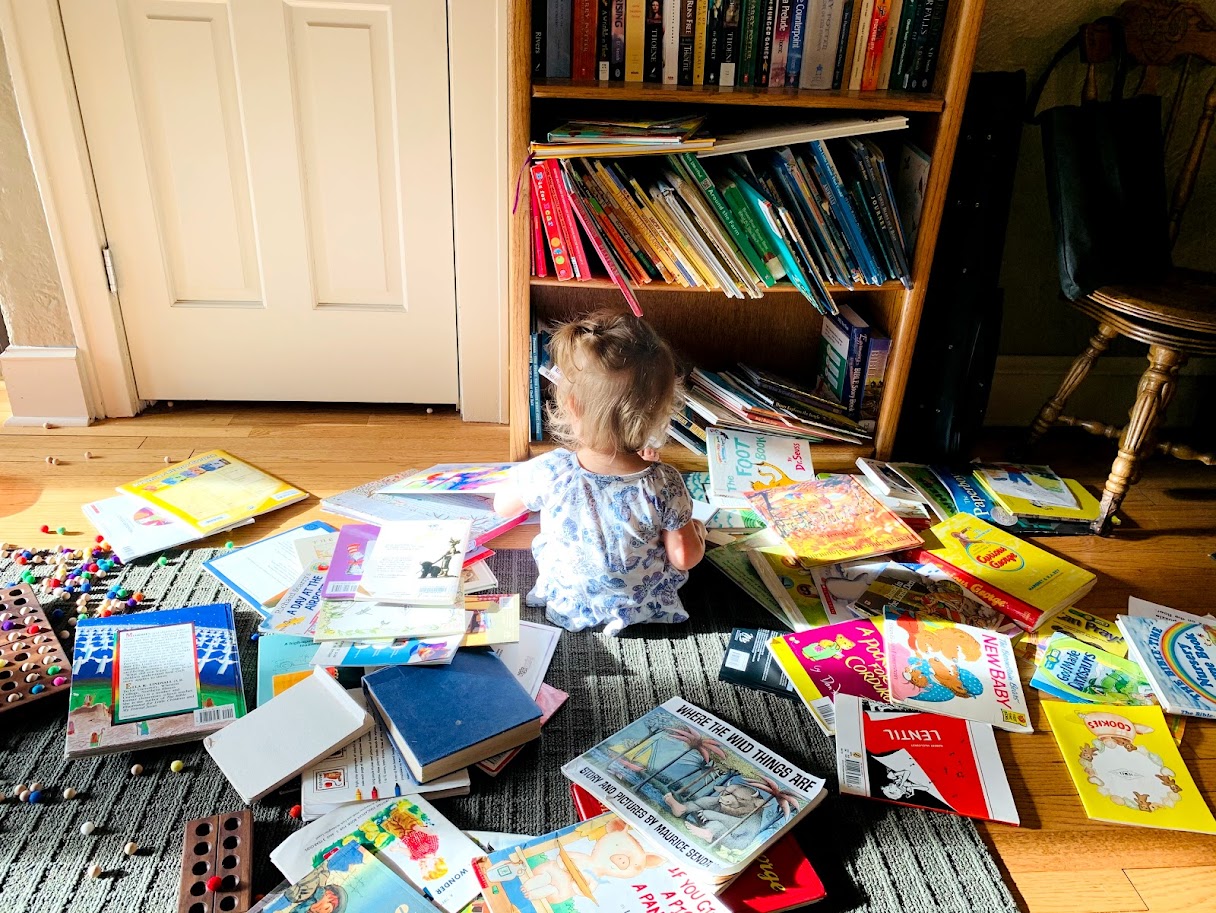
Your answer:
[310,635,463,669]
[377,463,517,496]
[834,694,1020,826]
[66,602,246,759]
[203,521,337,616]
[744,529,848,629]
[1029,634,1157,706]
[910,514,1096,631]
[81,494,253,562]
[973,475,1100,525]
[311,601,467,644]
[321,523,379,599]
[1043,702,1216,834]
[477,682,569,777]
[707,427,817,509]
[1116,614,1216,720]
[1027,605,1128,658]
[767,620,889,735]
[488,620,563,698]
[850,562,1020,635]
[355,520,472,606]
[116,449,307,534]
[260,554,331,636]
[256,634,338,706]
[258,839,430,913]
[705,539,790,626]
[459,594,522,647]
[884,608,1033,734]
[561,697,827,883]
[1127,596,1216,625]
[363,649,543,783]
[972,463,1076,510]
[683,471,766,530]
[809,558,892,619]
[204,667,373,804]
[719,627,798,699]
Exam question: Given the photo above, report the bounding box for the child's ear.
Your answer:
[563,391,581,418]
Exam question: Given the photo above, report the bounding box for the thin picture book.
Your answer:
[260,564,329,636]
[742,527,851,629]
[67,603,246,758]
[834,695,1019,826]
[884,608,1032,734]
[321,523,379,599]
[474,814,731,913]
[378,463,517,496]
[1043,702,1216,834]
[809,559,891,620]
[1030,634,1157,706]
[257,633,336,706]
[1116,615,1216,720]
[259,840,428,913]
[706,427,816,509]
[462,594,522,647]
[82,494,252,562]
[767,621,889,735]
[356,520,472,605]
[851,563,1020,636]
[311,636,462,668]
[683,471,765,530]
[744,475,922,566]
[561,697,827,882]
[311,601,467,643]
[117,449,306,534]
[972,463,1077,509]
[203,521,337,616]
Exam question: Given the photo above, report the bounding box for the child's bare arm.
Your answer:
[494,488,528,518]
[663,519,706,571]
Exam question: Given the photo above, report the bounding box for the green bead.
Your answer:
[117,589,129,599]
[48,665,61,674]
[157,556,168,566]
[224,541,235,550]
[56,527,66,535]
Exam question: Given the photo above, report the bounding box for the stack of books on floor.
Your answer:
[534,0,951,93]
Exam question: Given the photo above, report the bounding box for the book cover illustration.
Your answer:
[973,463,1076,509]
[809,558,891,619]
[852,563,1020,635]
[311,636,463,668]
[1031,606,1128,658]
[117,449,306,534]
[561,697,825,880]
[312,601,467,643]
[260,840,428,913]
[883,608,1032,733]
[744,475,922,566]
[257,634,337,706]
[1116,616,1216,719]
[379,463,517,496]
[683,471,765,530]
[1030,634,1157,706]
[357,520,472,606]
[834,695,1019,825]
[261,563,330,635]
[767,620,889,735]
[1043,702,1216,834]
[67,604,246,757]
[461,594,522,648]
[81,494,252,562]
[322,524,379,600]
[974,475,1099,522]
[474,814,729,913]
[707,428,816,509]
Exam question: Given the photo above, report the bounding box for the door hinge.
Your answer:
[102,245,117,294]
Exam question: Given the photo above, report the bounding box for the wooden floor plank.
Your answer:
[1011,870,1146,913]
[1124,867,1216,912]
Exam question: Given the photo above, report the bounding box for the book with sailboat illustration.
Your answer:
[560,698,826,882]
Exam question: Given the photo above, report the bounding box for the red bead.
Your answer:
[26,624,40,634]
[16,556,27,565]
[206,876,223,892]
[49,578,61,588]
[88,563,99,573]
[95,535,104,543]
[40,525,50,534]
[288,804,302,819]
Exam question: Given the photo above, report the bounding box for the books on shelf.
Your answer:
[699,115,907,156]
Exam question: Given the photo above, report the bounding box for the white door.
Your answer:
[60,0,459,403]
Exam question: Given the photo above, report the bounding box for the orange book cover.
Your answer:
[745,475,923,566]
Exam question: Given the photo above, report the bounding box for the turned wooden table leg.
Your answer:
[1028,323,1119,446]
[1092,345,1187,534]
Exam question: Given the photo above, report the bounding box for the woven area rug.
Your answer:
[0,547,1019,913]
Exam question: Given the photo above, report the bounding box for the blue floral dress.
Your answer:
[511,449,694,635]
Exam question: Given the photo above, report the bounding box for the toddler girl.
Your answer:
[494,310,705,635]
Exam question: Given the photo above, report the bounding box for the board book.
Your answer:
[203,521,337,615]
[561,697,826,882]
[259,839,428,913]
[356,520,471,605]
[884,608,1032,733]
[1116,615,1216,720]
[66,603,246,758]
[834,695,1019,825]
[719,628,797,699]
[1030,634,1156,705]
[1043,702,1216,834]
[378,463,517,496]
[706,427,816,509]
[744,475,922,566]
[117,449,306,534]
[82,494,252,562]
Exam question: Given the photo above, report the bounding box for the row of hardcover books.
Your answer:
[535,0,949,92]
[529,139,914,313]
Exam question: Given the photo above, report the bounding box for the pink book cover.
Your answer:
[781,619,889,703]
[321,524,379,599]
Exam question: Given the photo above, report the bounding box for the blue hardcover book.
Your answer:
[785,0,809,84]
[730,171,820,306]
[363,649,543,782]
[547,0,573,76]
[807,141,883,285]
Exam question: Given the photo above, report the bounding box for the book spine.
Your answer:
[810,141,881,283]
[890,0,918,87]
[853,178,896,280]
[529,180,548,277]
[531,164,575,280]
[596,0,613,78]
[769,0,793,86]
[899,0,933,89]
[533,0,547,76]
[834,0,862,88]
[722,178,786,280]
[573,0,598,78]
[545,159,590,278]
[859,0,889,90]
[611,0,628,78]
[692,0,709,83]
[677,0,697,83]
[547,0,573,77]
[801,0,839,88]
[682,155,774,285]
[911,0,948,90]
[907,549,1045,630]
[719,0,743,84]
[845,316,869,417]
[876,0,902,88]
[846,0,873,89]
[529,329,542,440]
[785,0,809,86]
[571,162,654,282]
[663,0,681,83]
[563,169,645,315]
[857,335,889,430]
[739,0,761,84]
[756,0,777,85]
[625,0,646,80]
[644,1,663,81]
[703,0,723,84]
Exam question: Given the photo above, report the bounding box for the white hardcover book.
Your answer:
[356,520,472,605]
[663,0,681,82]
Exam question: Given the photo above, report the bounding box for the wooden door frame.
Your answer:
[0,0,509,423]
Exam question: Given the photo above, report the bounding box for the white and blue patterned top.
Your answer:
[512,449,694,635]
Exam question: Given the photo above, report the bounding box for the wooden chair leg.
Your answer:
[1027,323,1119,446]
[1092,345,1187,534]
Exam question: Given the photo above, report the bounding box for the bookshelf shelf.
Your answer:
[531,79,946,113]
[528,277,907,294]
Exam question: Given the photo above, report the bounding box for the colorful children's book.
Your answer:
[561,697,827,882]
[683,471,765,529]
[974,475,1099,523]
[883,608,1032,733]
[707,428,817,509]
[719,628,797,699]
[378,463,517,496]
[260,840,430,913]
[1033,606,1128,657]
[82,494,253,562]
[257,634,337,706]
[912,514,1096,631]
[274,794,483,912]
[356,520,472,605]
[474,814,731,913]
[462,594,522,647]
[203,521,337,616]
[809,559,891,619]
[744,475,922,566]
[767,621,889,735]
[745,538,839,630]
[1043,702,1216,834]
[851,564,1020,635]
[834,695,1019,825]
[321,524,379,599]
[1030,634,1157,705]
[311,601,467,643]
[117,449,306,534]
[1116,615,1216,720]
[66,603,246,758]
[260,563,329,635]
[972,463,1076,509]
[311,635,463,668]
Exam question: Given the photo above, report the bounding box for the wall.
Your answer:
[0,35,73,350]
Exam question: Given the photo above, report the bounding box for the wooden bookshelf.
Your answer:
[507,0,988,467]
[529,277,908,294]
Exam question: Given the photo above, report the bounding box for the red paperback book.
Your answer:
[530,163,575,280]
[569,784,827,910]
[529,180,548,277]
[901,546,1043,631]
[860,0,891,90]
[544,158,591,279]
[561,166,644,316]
[573,0,599,78]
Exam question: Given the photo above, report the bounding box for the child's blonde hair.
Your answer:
[547,310,680,454]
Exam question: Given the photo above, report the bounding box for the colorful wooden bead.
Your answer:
[289,804,302,819]
[206,876,223,892]
[57,527,66,535]
[53,676,68,686]
[169,760,185,773]
[40,525,50,534]
[17,789,29,802]
[157,557,168,566]
[27,789,42,802]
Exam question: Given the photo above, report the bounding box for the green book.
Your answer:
[677,154,775,286]
[739,0,762,85]
[730,171,818,303]
[706,540,787,625]
[720,176,786,280]
[1030,633,1158,705]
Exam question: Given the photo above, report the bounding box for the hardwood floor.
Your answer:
[2,384,1214,913]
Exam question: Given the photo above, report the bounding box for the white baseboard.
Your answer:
[986,355,1216,428]
[0,345,94,426]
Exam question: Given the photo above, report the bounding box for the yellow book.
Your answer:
[692,0,709,85]
[1043,702,1216,834]
[745,544,832,630]
[1028,606,1128,659]
[117,449,306,534]
[975,476,1100,523]
[625,0,645,81]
